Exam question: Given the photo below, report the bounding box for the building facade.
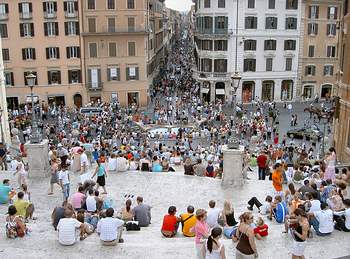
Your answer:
[193,0,302,103]
[298,0,342,101]
[334,0,350,163]
[0,0,178,109]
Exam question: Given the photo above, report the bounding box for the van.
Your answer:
[79,107,103,115]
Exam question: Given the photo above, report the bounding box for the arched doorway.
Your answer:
[215,82,225,102]
[242,81,255,103]
[281,80,293,101]
[321,84,332,99]
[73,94,83,108]
[262,81,274,101]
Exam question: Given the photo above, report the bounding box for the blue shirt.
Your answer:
[0,184,11,204]
[152,163,162,173]
[275,202,288,223]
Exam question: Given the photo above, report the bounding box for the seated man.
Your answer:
[308,203,334,236]
[247,195,273,214]
[161,206,181,238]
[57,208,83,245]
[180,205,197,237]
[97,208,124,245]
[132,196,151,227]
[268,195,288,223]
[206,200,221,228]
[13,191,35,222]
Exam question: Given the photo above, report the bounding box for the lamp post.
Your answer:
[26,73,41,144]
[227,72,241,149]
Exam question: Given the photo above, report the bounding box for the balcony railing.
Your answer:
[44,12,57,19]
[19,12,32,20]
[87,82,103,90]
[0,13,8,21]
[82,26,147,35]
[194,28,232,37]
[192,70,230,79]
[65,11,78,18]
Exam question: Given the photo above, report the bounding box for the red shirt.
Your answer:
[257,154,267,168]
[161,214,177,232]
[254,224,269,237]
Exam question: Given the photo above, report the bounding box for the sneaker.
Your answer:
[118,238,124,243]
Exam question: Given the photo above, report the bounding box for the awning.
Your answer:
[201,88,210,94]
[215,89,225,95]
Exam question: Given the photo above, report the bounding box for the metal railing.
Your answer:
[65,11,78,18]
[87,82,103,90]
[19,12,32,19]
[44,12,57,19]
[0,13,8,20]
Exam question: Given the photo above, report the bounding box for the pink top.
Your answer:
[194,220,209,244]
[71,192,85,209]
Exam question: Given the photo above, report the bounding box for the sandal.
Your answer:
[47,192,54,195]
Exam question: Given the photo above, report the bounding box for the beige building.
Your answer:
[0,0,178,109]
[298,0,342,100]
[334,1,350,163]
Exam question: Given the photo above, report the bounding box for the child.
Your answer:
[13,157,27,188]
[254,217,269,240]
[58,165,70,202]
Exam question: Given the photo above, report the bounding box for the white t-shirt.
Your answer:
[314,209,334,234]
[86,195,97,212]
[345,208,350,230]
[116,157,128,172]
[57,218,82,245]
[206,208,221,228]
[107,158,117,171]
[260,202,271,215]
[80,153,89,167]
[58,170,70,185]
[309,200,321,213]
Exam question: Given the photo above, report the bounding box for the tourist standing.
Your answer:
[257,151,267,180]
[91,160,108,194]
[291,208,309,259]
[48,157,60,195]
[59,165,70,202]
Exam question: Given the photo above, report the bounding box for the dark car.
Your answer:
[286,125,323,141]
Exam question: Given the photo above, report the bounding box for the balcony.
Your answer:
[192,70,230,80]
[44,12,57,19]
[81,26,147,36]
[194,28,232,38]
[19,12,32,20]
[65,11,78,18]
[0,13,8,21]
[87,82,103,91]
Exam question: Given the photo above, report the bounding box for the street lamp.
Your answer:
[227,71,242,149]
[26,72,42,144]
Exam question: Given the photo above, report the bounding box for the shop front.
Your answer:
[281,80,293,101]
[261,81,274,101]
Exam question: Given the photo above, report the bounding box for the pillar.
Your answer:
[25,139,50,178]
[210,81,215,102]
[221,145,244,187]
[275,79,282,101]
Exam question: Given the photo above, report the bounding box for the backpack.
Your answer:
[125,221,140,231]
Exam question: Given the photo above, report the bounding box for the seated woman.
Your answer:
[6,205,28,238]
[139,154,151,172]
[161,157,175,172]
[152,156,163,173]
[118,199,134,222]
[173,152,182,166]
[183,158,194,175]
[76,209,95,240]
[128,157,139,171]
[220,200,238,239]
[327,189,345,212]
[161,206,181,238]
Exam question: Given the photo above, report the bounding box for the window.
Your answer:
[47,70,61,84]
[128,42,136,56]
[327,23,337,36]
[109,42,117,57]
[218,0,225,8]
[107,0,115,9]
[327,46,336,57]
[88,18,96,33]
[245,16,257,29]
[4,71,14,86]
[22,48,36,60]
[87,0,95,10]
[43,1,57,17]
[286,0,298,9]
[65,22,79,35]
[285,58,292,71]
[2,48,9,61]
[44,22,59,36]
[108,18,116,32]
[328,6,338,20]
[202,40,212,50]
[201,59,212,72]
[202,16,213,33]
[265,17,277,29]
[244,59,256,72]
[324,65,334,76]
[126,67,139,80]
[244,39,256,50]
[268,0,275,9]
[248,0,255,8]
[266,58,273,71]
[89,43,97,58]
[107,67,120,81]
[309,6,319,19]
[204,0,210,8]
[264,40,276,50]
[285,17,297,29]
[214,40,227,51]
[0,3,9,18]
[24,71,38,85]
[66,46,80,58]
[305,65,316,76]
[0,24,8,38]
[46,47,60,59]
[308,45,315,57]
[68,70,81,84]
[128,17,135,32]
[214,59,227,72]
[215,16,228,33]
[64,1,78,16]
[308,23,318,35]
[18,2,32,18]
[284,40,296,50]
[127,0,135,9]
[20,23,34,37]
[87,68,101,88]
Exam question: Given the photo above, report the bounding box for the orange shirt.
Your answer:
[272,170,283,192]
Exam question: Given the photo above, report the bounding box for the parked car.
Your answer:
[286,125,323,141]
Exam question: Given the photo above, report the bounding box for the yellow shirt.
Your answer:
[180,213,196,237]
[14,199,30,217]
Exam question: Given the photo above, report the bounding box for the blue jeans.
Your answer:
[86,215,99,229]
[223,226,237,238]
[258,167,266,180]
[309,218,332,236]
[63,184,70,200]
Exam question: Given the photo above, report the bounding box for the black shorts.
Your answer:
[97,175,106,186]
